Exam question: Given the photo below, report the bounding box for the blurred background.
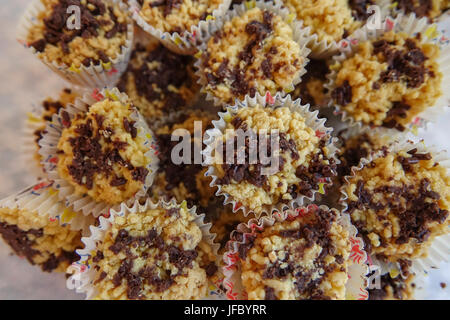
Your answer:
[0,0,448,299]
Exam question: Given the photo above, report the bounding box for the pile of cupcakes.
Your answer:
[0,0,448,300]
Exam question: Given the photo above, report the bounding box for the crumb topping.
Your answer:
[212,105,336,213]
[91,205,216,300]
[331,31,442,130]
[202,7,303,104]
[57,98,150,204]
[28,0,130,67]
[117,41,198,120]
[0,207,81,273]
[236,208,351,300]
[345,148,450,262]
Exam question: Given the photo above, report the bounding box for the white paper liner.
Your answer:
[16,0,134,88]
[325,13,450,132]
[66,198,222,300]
[128,0,232,55]
[340,136,450,275]
[194,0,312,108]
[0,180,94,232]
[202,92,340,218]
[38,87,159,218]
[222,204,370,300]
[21,86,86,178]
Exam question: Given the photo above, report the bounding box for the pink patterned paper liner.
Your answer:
[38,87,159,218]
[222,204,369,300]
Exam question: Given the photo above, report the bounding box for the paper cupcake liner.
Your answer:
[16,0,134,88]
[194,0,312,108]
[38,87,159,218]
[340,136,450,275]
[0,180,94,232]
[21,86,86,178]
[128,0,232,55]
[300,0,391,58]
[66,198,222,300]
[222,204,369,300]
[202,92,340,218]
[325,13,450,132]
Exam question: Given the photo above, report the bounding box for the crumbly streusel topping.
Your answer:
[117,40,198,120]
[0,207,81,273]
[212,105,336,214]
[202,7,304,104]
[331,31,442,131]
[137,0,224,34]
[28,0,130,67]
[344,147,450,262]
[90,204,217,300]
[57,98,150,204]
[235,208,352,300]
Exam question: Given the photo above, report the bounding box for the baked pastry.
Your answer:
[88,202,217,300]
[209,104,337,214]
[343,144,450,264]
[0,206,82,273]
[233,207,352,300]
[199,6,307,105]
[117,40,198,122]
[27,0,131,69]
[29,88,79,168]
[330,31,442,131]
[134,0,226,35]
[55,96,152,204]
[147,111,215,209]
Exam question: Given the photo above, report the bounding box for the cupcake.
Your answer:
[25,88,80,172]
[291,59,330,108]
[70,200,218,300]
[342,142,450,266]
[129,0,231,54]
[117,38,199,123]
[395,0,450,20]
[204,96,338,216]
[228,207,357,300]
[20,0,133,86]
[0,198,82,273]
[39,88,158,216]
[147,111,215,209]
[368,272,416,300]
[283,0,389,56]
[197,3,310,106]
[329,30,443,131]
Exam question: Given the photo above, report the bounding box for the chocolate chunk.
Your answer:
[264,286,277,300]
[110,176,127,187]
[204,262,218,277]
[349,0,374,21]
[131,167,149,183]
[331,80,352,105]
[30,39,47,52]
